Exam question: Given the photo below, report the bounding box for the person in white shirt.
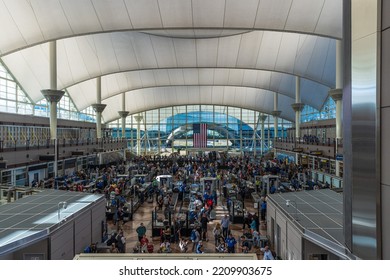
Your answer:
[179,238,188,253]
[260,245,275,260]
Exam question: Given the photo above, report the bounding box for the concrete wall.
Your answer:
[267,200,302,260]
[74,210,93,255]
[51,221,75,260]
[286,221,302,260]
[0,239,49,260]
[49,198,106,260]
[91,199,106,244]
[14,239,49,260]
[303,239,341,260]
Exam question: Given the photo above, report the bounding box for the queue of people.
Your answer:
[84,153,310,258]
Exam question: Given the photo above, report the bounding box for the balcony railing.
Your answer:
[0,137,127,152]
[275,136,343,147]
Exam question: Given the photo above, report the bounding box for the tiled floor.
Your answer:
[107,190,267,259]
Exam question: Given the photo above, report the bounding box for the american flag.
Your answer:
[193,123,207,148]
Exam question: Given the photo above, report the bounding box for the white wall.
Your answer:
[267,199,302,260]
[285,221,302,260]
[275,211,287,258]
[50,221,75,260]
[14,239,49,260]
[91,199,106,243]
[74,210,92,254]
[50,198,106,259]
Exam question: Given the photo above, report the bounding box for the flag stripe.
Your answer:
[193,123,207,148]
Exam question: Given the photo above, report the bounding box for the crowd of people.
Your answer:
[79,152,327,259]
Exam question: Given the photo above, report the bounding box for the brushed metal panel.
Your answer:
[343,0,353,252]
[381,108,390,186]
[381,184,390,260]
[381,29,390,108]
[382,0,390,30]
[351,0,378,41]
[351,30,380,259]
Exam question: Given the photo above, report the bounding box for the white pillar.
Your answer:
[134,115,143,156]
[273,93,280,138]
[41,41,64,140]
[158,108,161,154]
[253,112,258,157]
[260,114,267,155]
[41,41,64,179]
[291,77,304,139]
[92,77,106,140]
[118,111,129,138]
[50,41,57,91]
[272,92,282,153]
[92,104,106,140]
[267,116,270,149]
[118,93,129,139]
[330,40,343,177]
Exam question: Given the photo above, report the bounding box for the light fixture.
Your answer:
[58,201,67,221]
[285,199,298,221]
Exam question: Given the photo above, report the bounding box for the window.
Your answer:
[0,61,96,122]
[301,97,336,123]
[108,105,288,153]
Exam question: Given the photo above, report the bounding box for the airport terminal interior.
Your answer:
[0,1,389,260]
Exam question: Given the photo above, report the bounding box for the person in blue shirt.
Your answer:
[261,200,267,220]
[220,214,230,238]
[196,240,204,254]
[225,233,237,253]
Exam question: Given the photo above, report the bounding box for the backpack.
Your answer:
[83,246,91,253]
[190,230,197,241]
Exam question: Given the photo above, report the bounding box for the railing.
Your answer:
[274,137,343,147]
[0,137,127,152]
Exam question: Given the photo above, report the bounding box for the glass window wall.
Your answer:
[108,105,292,154]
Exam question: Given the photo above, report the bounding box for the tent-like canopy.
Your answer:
[0,0,342,123]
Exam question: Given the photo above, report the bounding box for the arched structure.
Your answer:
[0,0,342,125]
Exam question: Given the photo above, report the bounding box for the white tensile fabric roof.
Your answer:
[0,0,342,123]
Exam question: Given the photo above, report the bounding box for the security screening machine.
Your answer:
[156,175,173,191]
[200,177,217,219]
[200,177,217,195]
[132,174,148,185]
[261,175,279,195]
[297,173,307,184]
